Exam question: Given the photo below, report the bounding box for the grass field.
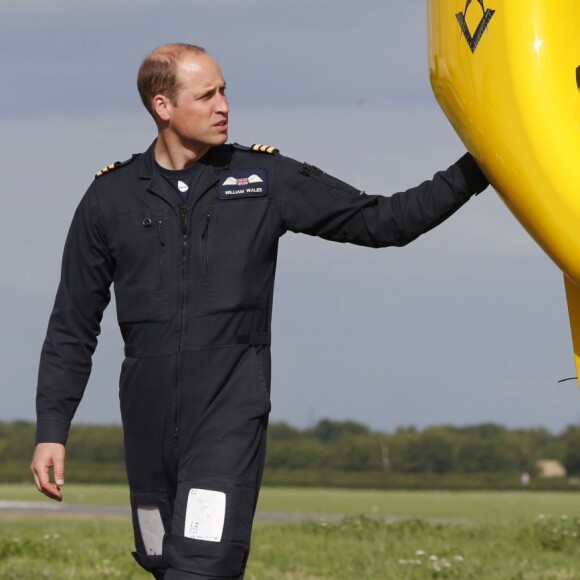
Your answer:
[3,483,580,521]
[2,485,580,578]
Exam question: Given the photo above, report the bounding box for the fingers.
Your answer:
[53,451,65,487]
[30,443,66,502]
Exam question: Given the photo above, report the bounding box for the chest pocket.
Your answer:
[194,199,277,316]
[103,210,173,324]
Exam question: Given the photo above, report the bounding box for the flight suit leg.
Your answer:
[162,346,271,579]
[120,355,179,577]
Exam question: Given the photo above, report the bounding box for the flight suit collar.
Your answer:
[137,140,231,205]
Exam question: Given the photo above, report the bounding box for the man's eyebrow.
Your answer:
[194,82,225,97]
[206,81,227,91]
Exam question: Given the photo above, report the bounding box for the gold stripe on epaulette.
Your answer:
[251,144,279,155]
[95,162,120,178]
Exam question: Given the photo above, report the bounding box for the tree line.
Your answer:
[3,419,580,488]
[267,420,580,475]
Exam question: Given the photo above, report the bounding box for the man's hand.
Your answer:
[30,442,66,502]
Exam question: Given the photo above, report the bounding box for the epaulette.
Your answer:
[95,154,139,178]
[233,142,279,155]
[95,162,120,178]
[251,143,279,155]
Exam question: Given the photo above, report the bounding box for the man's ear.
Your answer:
[152,94,172,122]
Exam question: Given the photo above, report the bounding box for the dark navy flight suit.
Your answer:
[35,141,488,578]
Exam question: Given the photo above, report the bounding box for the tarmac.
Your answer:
[0,500,475,525]
[0,500,345,522]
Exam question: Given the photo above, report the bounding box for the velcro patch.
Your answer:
[218,169,268,200]
[137,507,165,555]
[184,488,226,542]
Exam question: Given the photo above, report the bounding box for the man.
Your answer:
[31,43,488,578]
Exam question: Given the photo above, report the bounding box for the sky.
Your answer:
[2,0,579,434]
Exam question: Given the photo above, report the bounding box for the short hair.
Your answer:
[137,43,206,118]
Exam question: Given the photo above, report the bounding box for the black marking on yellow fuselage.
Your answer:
[456,0,495,54]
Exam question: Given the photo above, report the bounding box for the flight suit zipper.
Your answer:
[174,204,191,446]
[178,204,189,350]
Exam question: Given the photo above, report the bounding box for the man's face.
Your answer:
[167,53,229,154]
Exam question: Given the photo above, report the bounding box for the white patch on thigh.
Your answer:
[184,488,226,542]
[137,506,165,555]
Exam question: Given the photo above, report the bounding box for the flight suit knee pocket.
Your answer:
[166,476,257,576]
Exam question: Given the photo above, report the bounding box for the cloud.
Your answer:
[2,0,577,432]
[2,0,430,119]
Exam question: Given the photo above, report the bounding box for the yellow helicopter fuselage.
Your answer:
[428,0,580,381]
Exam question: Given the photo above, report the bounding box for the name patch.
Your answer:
[218,169,268,200]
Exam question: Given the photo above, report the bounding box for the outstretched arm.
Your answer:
[277,153,488,247]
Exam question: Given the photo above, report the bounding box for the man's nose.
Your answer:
[216,93,229,114]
